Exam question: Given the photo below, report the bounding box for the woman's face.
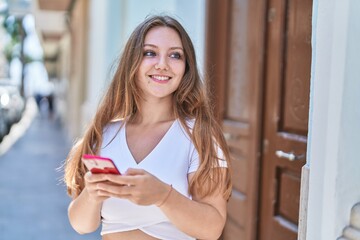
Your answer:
[137,26,185,101]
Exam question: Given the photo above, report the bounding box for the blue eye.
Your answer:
[170,52,182,59]
[143,50,156,57]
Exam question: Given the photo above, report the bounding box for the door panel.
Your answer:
[227,191,247,226]
[223,220,246,240]
[223,0,265,239]
[278,170,301,223]
[259,0,312,239]
[226,0,250,121]
[283,0,312,134]
[223,120,250,193]
[206,0,267,239]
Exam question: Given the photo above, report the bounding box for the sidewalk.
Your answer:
[0,100,100,240]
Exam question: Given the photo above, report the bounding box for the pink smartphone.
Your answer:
[82,154,121,175]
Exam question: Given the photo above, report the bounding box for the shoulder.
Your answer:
[104,119,123,131]
[185,118,195,127]
[181,118,196,132]
[174,118,196,140]
[102,119,124,139]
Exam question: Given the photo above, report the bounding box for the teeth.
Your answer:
[152,75,170,81]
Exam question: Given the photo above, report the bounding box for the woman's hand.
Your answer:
[68,171,108,234]
[83,171,110,203]
[95,168,171,206]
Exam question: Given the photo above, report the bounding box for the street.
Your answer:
[0,100,100,240]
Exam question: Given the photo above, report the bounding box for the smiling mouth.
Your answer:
[149,75,172,82]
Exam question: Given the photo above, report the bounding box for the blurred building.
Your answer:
[2,0,358,240]
[0,15,7,78]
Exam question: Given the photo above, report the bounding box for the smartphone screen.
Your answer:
[82,154,121,175]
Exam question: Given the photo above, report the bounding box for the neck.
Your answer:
[133,97,175,125]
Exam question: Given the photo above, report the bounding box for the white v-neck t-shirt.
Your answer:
[99,119,199,239]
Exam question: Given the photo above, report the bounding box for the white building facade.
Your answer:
[302,0,360,239]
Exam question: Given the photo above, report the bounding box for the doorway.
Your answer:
[205,0,312,239]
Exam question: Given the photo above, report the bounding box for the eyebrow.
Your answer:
[144,43,184,51]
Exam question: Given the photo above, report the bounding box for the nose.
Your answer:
[155,55,169,70]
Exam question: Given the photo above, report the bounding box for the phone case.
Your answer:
[82,154,121,174]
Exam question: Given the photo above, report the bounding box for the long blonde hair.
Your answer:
[64,15,232,200]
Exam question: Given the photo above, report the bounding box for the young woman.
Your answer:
[64,15,232,240]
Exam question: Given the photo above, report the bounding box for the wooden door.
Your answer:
[259,0,312,239]
[206,0,267,239]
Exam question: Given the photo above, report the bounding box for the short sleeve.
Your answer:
[188,146,200,173]
[188,144,228,174]
[185,119,227,172]
[216,146,228,168]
